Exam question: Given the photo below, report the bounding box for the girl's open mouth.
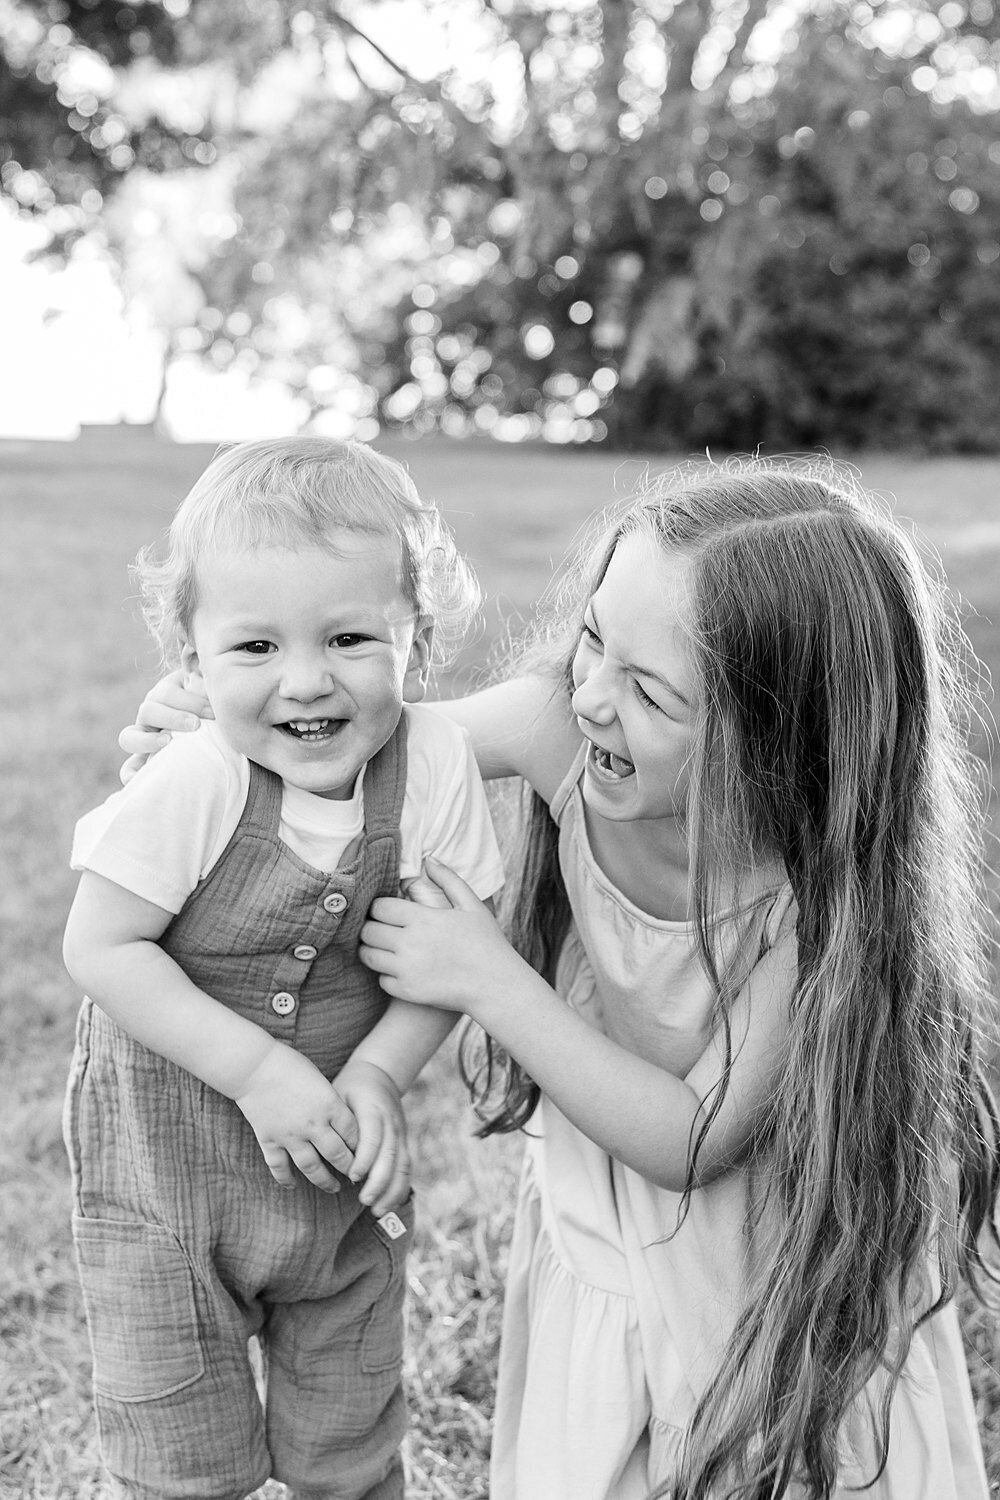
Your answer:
[279,719,342,743]
[589,741,635,780]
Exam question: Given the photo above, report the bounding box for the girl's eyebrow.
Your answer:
[589,601,691,708]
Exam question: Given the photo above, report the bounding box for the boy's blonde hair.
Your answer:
[135,437,480,668]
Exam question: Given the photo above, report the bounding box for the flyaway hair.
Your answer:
[134,436,480,669]
[464,456,999,1498]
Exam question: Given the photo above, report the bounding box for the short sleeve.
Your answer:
[399,706,505,899]
[70,726,248,914]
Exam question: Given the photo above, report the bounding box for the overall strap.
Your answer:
[361,713,409,843]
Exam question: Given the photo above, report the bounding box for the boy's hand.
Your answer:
[233,1041,359,1193]
[360,858,527,1019]
[333,1060,411,1216]
[118,669,214,784]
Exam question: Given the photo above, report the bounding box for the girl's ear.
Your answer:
[402,617,434,704]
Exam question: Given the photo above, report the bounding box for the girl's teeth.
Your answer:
[593,744,635,778]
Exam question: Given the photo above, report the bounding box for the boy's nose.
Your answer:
[277,654,336,703]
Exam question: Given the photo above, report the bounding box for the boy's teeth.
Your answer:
[291,720,329,731]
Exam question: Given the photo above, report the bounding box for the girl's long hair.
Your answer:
[465,457,1000,1496]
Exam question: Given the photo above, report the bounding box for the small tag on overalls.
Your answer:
[375,1210,407,1240]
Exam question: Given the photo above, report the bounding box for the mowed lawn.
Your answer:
[2,426,999,1498]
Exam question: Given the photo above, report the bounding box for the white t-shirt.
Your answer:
[72,704,504,915]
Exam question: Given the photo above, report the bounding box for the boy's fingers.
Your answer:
[325,1092,359,1153]
[349,1113,383,1182]
[366,1153,412,1216]
[258,1143,296,1189]
[360,1137,410,1212]
[290,1143,342,1193]
[313,1122,355,1178]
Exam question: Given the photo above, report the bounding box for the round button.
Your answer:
[271,991,296,1016]
[323,892,348,915]
[293,944,317,961]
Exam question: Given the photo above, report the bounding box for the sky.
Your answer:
[0,202,310,441]
[0,0,508,442]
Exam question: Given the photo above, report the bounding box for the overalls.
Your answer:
[64,723,413,1500]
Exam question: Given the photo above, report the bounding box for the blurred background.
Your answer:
[4,3,1000,1495]
[3,0,1000,451]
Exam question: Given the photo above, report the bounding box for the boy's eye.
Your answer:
[236,640,275,656]
[331,633,371,648]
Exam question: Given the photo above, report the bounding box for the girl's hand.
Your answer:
[360,858,529,1018]
[233,1041,359,1193]
[333,1060,411,1216]
[118,669,214,785]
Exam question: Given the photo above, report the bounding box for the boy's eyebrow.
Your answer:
[588,601,691,708]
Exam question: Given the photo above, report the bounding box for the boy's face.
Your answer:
[182,532,431,800]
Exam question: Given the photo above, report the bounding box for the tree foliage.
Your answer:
[4,0,1000,449]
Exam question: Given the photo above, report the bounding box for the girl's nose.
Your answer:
[571,664,616,727]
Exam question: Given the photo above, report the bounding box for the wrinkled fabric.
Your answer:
[65,726,411,1500]
[491,746,988,1500]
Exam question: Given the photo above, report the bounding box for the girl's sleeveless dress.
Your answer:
[490,748,988,1500]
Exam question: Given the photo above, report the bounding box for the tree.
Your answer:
[7,0,1000,448]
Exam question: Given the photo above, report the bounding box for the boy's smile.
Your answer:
[182,533,431,799]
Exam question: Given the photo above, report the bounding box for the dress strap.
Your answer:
[549,742,587,826]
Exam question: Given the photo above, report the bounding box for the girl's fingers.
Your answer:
[368,896,415,925]
[358,944,397,975]
[119,750,153,785]
[359,921,403,955]
[421,858,483,911]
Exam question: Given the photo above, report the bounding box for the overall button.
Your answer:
[271,991,297,1016]
[323,892,348,915]
[293,944,317,961]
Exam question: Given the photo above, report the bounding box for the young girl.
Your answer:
[121,459,999,1499]
[64,438,503,1500]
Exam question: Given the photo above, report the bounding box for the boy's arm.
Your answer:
[63,870,358,1191]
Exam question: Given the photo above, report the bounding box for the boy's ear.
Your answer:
[402,617,434,704]
[179,640,207,697]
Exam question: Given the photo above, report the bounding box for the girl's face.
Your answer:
[571,533,696,825]
[182,532,431,799]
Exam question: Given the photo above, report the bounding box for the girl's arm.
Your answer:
[360,862,795,1191]
[334,886,497,1213]
[119,671,583,801]
[63,871,359,1192]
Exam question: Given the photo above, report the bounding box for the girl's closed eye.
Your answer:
[633,679,665,713]
[580,618,602,649]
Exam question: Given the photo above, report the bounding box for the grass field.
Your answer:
[2,425,999,1498]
